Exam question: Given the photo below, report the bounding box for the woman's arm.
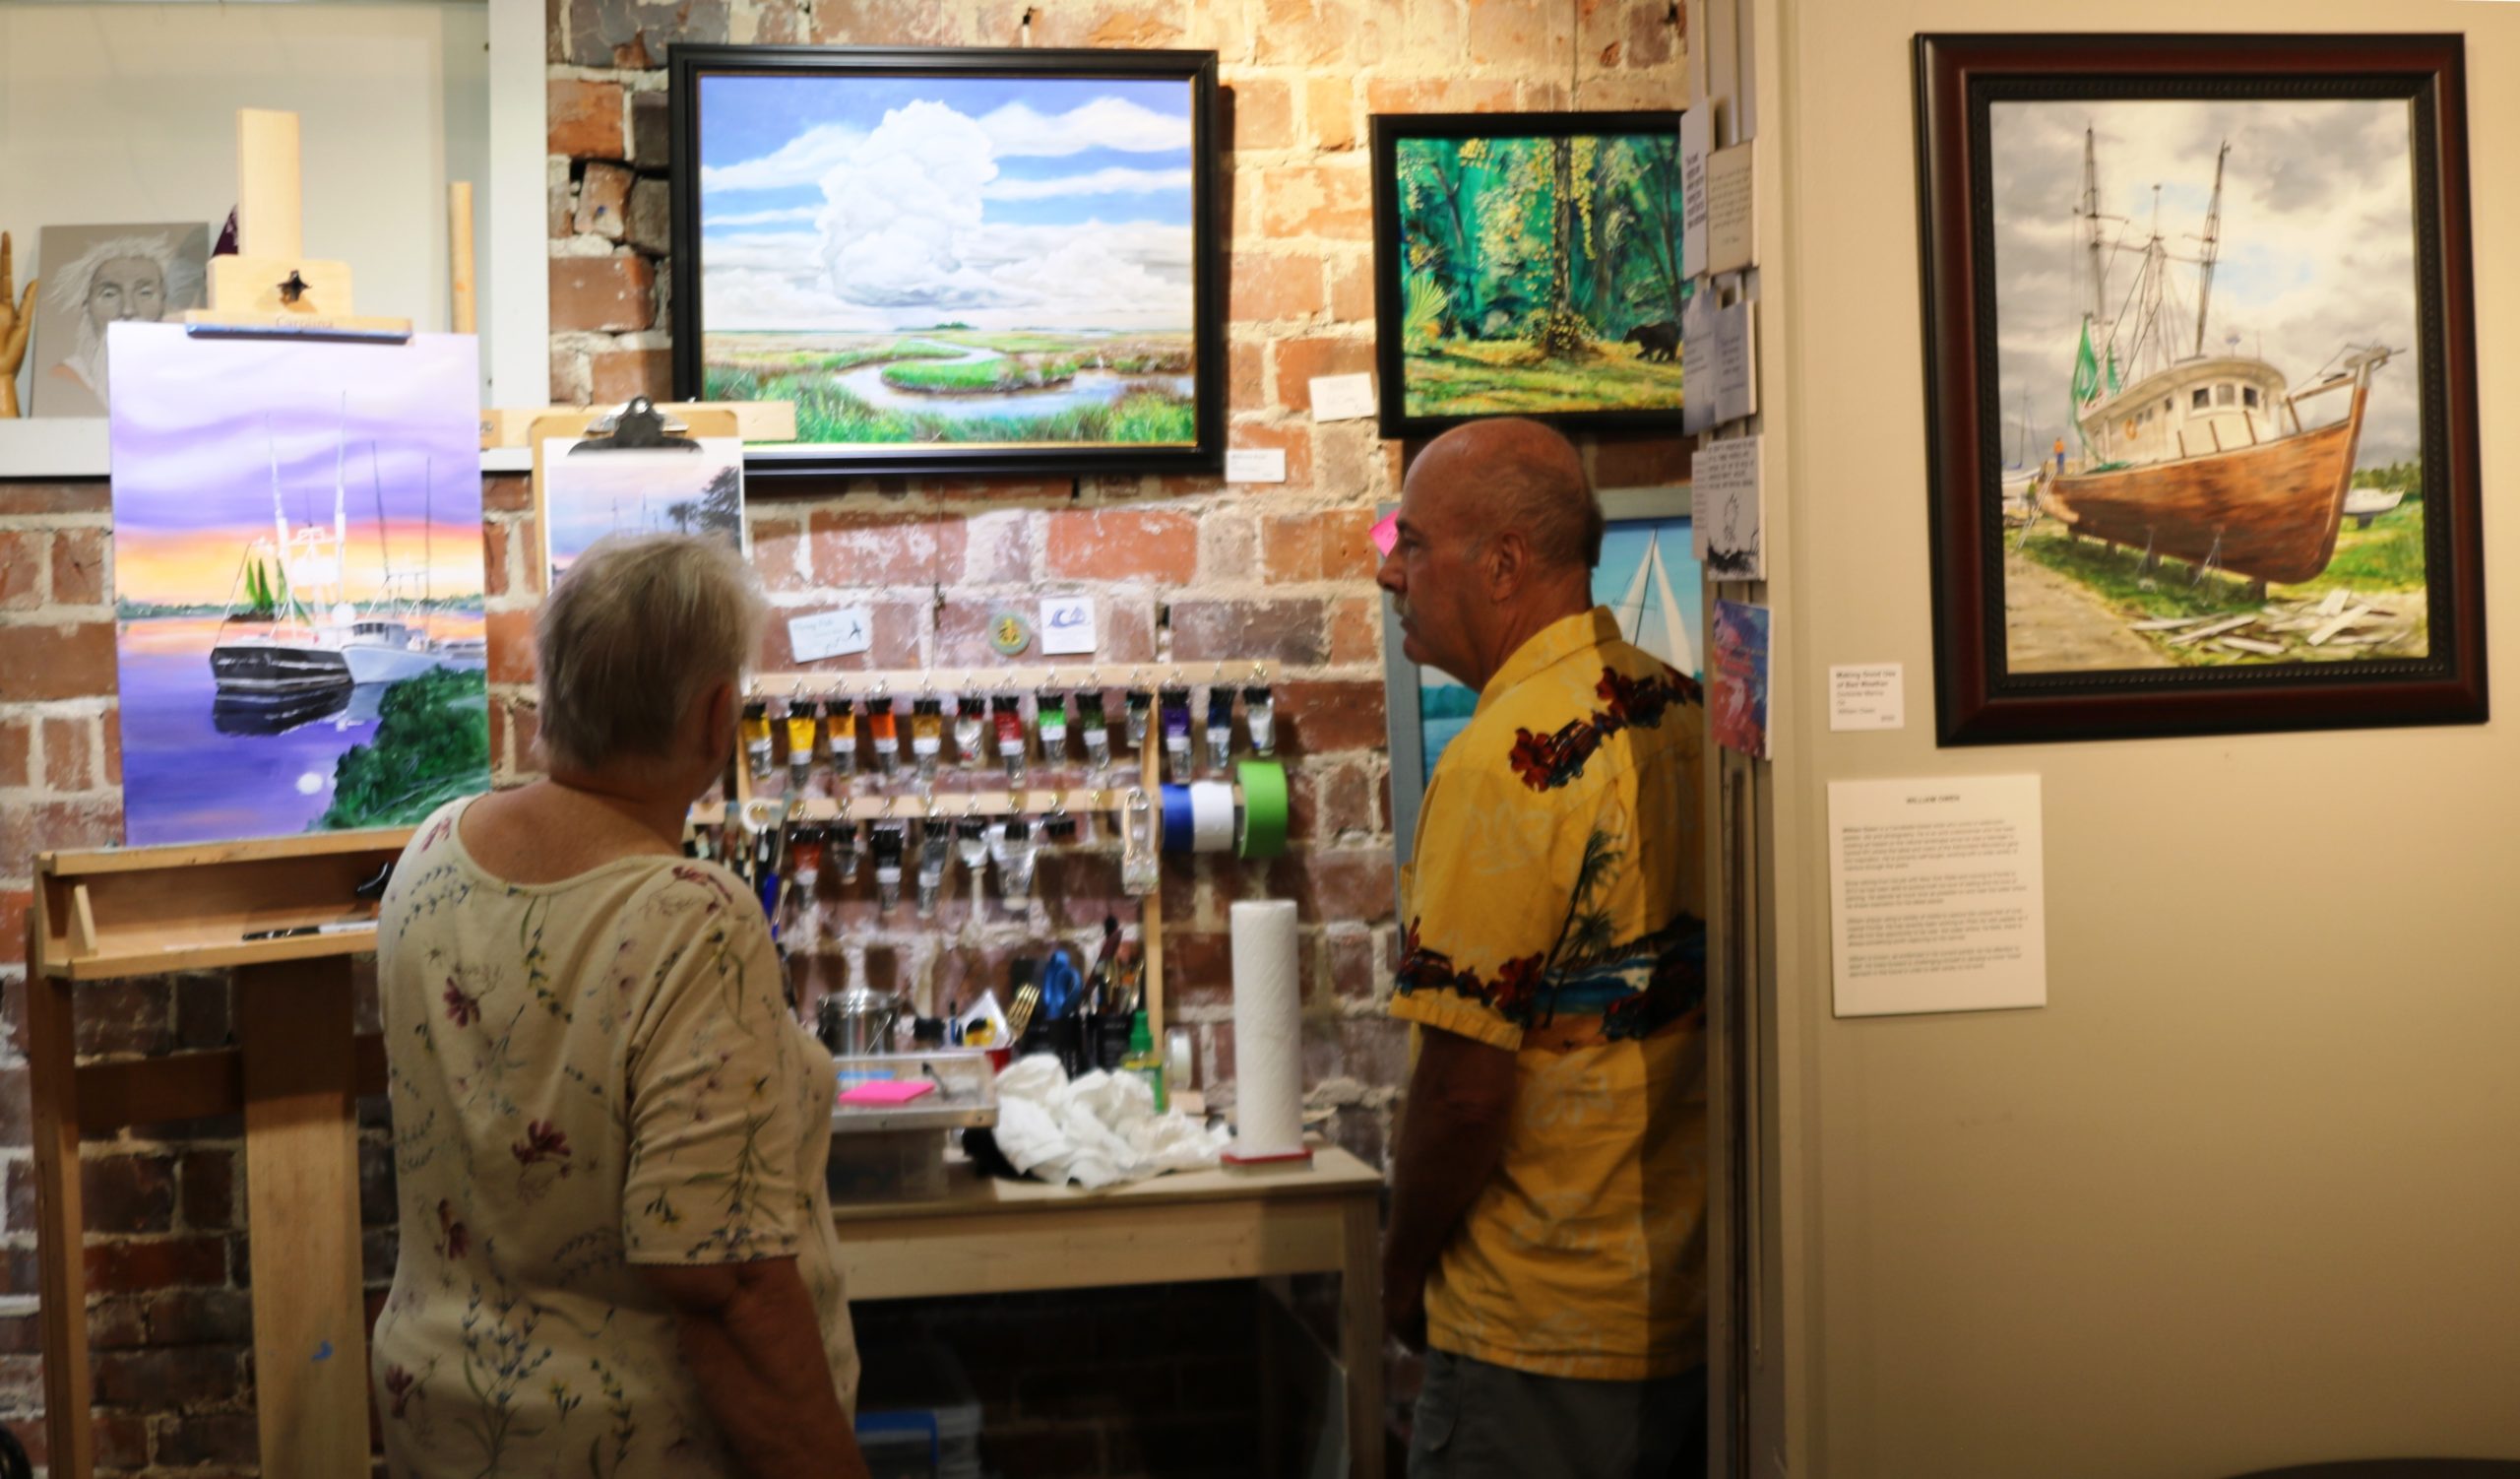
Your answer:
[639,1256,870,1479]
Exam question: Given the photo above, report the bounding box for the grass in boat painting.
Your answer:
[1988,98,2429,675]
[1383,124,1687,426]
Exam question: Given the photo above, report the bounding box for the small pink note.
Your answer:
[838,1079,936,1107]
[1370,512,1399,559]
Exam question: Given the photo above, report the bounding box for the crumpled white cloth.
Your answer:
[990,1054,1230,1190]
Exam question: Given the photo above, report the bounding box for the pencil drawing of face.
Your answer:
[31,224,209,418]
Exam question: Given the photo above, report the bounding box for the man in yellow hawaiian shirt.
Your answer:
[1379,418,1707,1479]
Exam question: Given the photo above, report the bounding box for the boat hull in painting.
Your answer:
[209,640,352,695]
[2039,387,2368,586]
[342,643,449,684]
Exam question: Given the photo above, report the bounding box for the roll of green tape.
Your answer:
[1236,759,1291,860]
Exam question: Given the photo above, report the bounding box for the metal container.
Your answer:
[818,986,904,1057]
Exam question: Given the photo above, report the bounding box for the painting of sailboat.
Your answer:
[108,324,489,846]
[1987,98,2430,675]
[1418,514,1699,778]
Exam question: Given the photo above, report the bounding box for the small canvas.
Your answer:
[1710,599,1770,760]
[539,437,747,587]
[108,324,490,846]
[30,223,211,418]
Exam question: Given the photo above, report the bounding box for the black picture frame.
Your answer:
[668,44,1225,481]
[1915,33,2486,744]
[1369,109,1688,439]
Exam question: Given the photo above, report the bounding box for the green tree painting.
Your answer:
[1391,128,1687,421]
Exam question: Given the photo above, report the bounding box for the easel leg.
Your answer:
[237,957,372,1479]
[27,971,95,1479]
[1341,1196,1386,1479]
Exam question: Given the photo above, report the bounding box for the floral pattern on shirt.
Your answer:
[370,798,858,1479]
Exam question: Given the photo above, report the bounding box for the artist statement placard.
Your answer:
[1828,774,2047,1016]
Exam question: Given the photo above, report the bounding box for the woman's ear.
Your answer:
[694,676,739,765]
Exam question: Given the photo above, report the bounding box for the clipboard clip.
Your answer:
[569,396,700,454]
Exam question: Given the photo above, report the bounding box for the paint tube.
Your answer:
[1078,689,1111,775]
[1037,689,1070,763]
[955,693,987,770]
[826,698,858,780]
[785,705,819,790]
[1160,687,1193,784]
[1243,684,1277,757]
[867,684,900,778]
[741,701,773,782]
[993,694,1028,788]
[911,697,945,784]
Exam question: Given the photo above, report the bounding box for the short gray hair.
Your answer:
[536,533,765,773]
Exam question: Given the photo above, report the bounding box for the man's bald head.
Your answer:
[1410,418,1603,571]
[1381,418,1606,691]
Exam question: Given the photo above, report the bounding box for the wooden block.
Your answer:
[70,884,96,957]
[203,254,359,320]
[237,109,303,262]
[450,182,477,336]
[239,956,372,1479]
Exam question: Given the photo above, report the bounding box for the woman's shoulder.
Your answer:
[614,858,769,951]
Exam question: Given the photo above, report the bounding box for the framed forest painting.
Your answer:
[670,45,1224,479]
[1916,33,2485,743]
[1370,110,1688,437]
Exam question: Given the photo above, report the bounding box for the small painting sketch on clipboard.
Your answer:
[538,437,747,588]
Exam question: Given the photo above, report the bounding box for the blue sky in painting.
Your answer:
[696,72,1197,332]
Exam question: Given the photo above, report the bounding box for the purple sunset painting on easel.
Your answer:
[107,324,490,846]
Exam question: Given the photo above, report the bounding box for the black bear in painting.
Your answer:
[1623,321,1680,362]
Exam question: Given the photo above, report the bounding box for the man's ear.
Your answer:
[1486,530,1528,601]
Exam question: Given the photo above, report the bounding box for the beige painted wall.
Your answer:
[1764,1,2520,1474]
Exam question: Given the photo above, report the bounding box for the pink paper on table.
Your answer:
[838,1079,936,1106]
[1369,512,1399,558]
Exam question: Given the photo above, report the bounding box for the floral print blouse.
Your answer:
[371,797,858,1477]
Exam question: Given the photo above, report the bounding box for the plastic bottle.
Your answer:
[1122,1010,1167,1113]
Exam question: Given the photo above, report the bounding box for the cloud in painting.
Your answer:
[1987,98,2421,469]
[975,96,1189,157]
[700,86,1196,332]
[698,122,867,191]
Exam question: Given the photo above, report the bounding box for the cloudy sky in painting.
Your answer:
[1988,98,2422,469]
[106,325,484,605]
[697,74,1195,333]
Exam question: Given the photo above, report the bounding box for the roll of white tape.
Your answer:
[1189,780,1237,854]
[1229,900,1304,1158]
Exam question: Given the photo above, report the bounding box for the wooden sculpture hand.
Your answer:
[0,233,34,419]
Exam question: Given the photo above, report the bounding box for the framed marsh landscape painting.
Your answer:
[669,45,1224,479]
[1370,110,1688,438]
[1916,33,2486,745]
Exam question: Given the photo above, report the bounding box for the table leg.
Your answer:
[1341,1196,1385,1479]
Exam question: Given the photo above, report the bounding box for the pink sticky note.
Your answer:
[838,1079,936,1107]
[1370,512,1399,558]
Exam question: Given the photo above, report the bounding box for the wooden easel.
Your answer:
[31,104,431,1479]
[27,831,413,1479]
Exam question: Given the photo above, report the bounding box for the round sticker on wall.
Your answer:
[990,612,1034,657]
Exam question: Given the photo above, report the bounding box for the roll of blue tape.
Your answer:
[1161,784,1196,853]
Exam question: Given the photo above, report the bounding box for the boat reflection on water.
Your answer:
[212,680,393,737]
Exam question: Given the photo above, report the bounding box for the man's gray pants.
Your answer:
[1408,1347,1707,1479]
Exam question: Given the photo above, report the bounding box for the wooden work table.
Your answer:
[832,1148,1388,1478]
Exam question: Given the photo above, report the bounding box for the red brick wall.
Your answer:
[0,1,1690,1471]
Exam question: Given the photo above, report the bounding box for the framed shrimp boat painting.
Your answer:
[1915,33,2486,744]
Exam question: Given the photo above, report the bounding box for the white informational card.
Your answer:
[1681,287,1720,438]
[1680,106,1712,276]
[1697,434,1762,580]
[1828,774,2048,1017]
[1829,665,1905,731]
[1308,373,1375,422]
[1705,143,1755,276]
[788,607,873,663]
[1712,299,1757,425]
[1225,447,1289,483]
[1040,596,1098,656]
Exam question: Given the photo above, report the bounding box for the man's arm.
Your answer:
[640,1257,870,1479]
[1382,1024,1519,1348]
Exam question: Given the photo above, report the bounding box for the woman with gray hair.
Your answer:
[370,534,869,1479]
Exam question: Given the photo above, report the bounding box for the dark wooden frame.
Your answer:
[1915,33,2486,744]
[668,44,1225,480]
[1369,109,1688,438]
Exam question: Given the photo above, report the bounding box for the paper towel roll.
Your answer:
[1228,900,1305,1158]
[1189,780,1237,854]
